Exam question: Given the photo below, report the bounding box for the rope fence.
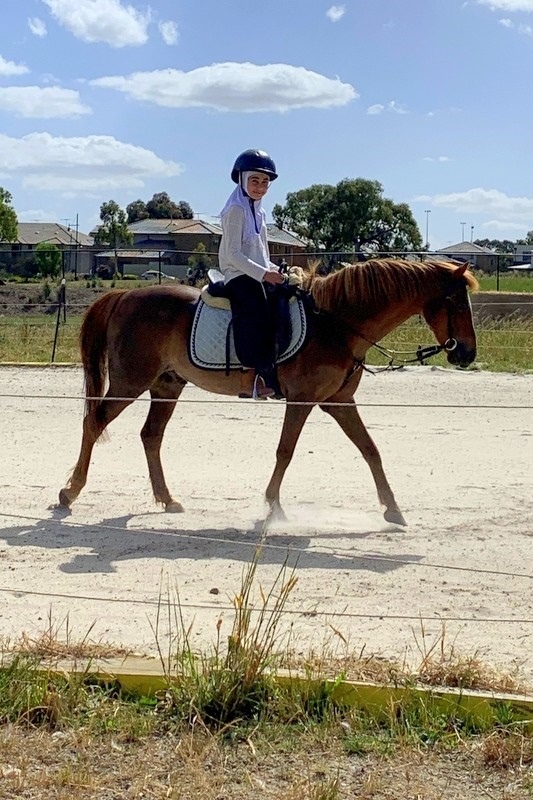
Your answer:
[0,391,532,409]
[0,358,532,648]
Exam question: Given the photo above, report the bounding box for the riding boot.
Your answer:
[238,369,273,400]
[257,365,282,399]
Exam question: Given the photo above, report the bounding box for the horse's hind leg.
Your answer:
[58,393,137,509]
[140,372,186,512]
[321,400,407,527]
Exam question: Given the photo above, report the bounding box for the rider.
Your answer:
[218,149,285,399]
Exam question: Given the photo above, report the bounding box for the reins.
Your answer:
[339,294,460,387]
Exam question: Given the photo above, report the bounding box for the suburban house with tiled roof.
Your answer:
[0,222,94,275]
[435,241,497,273]
[92,217,308,276]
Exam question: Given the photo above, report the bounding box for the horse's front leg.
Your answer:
[265,403,314,521]
[141,374,186,512]
[321,399,407,527]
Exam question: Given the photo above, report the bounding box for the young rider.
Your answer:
[218,149,285,399]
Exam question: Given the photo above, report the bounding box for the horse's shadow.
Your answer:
[0,509,423,577]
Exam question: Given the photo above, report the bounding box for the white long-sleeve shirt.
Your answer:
[218,203,279,284]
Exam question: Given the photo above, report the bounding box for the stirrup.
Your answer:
[253,375,275,401]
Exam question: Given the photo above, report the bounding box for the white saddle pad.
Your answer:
[189,297,307,370]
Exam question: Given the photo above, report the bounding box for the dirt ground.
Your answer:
[0,365,532,688]
[0,727,530,800]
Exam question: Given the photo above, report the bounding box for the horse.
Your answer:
[57,258,478,527]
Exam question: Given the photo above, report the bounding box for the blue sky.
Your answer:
[1,0,533,249]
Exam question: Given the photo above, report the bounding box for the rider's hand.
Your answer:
[263,269,285,285]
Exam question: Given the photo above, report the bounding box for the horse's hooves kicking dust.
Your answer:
[165,501,185,513]
[384,509,407,527]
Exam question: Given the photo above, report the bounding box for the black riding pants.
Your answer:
[225,274,275,372]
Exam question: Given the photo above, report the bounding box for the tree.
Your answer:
[187,242,212,284]
[0,187,18,243]
[145,192,193,220]
[35,242,61,278]
[126,199,149,224]
[272,178,423,254]
[474,238,515,253]
[94,200,133,275]
[516,231,533,247]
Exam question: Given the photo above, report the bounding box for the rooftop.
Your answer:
[13,222,93,247]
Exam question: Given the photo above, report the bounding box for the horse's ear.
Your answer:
[453,263,468,279]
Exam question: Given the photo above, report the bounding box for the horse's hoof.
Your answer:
[57,489,72,509]
[165,501,184,513]
[384,509,407,527]
[267,503,287,523]
[48,503,72,517]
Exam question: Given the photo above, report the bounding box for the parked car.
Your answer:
[141,270,175,280]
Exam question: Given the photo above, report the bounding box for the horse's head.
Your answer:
[422,263,478,369]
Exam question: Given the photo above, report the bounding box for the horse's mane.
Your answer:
[306,259,479,315]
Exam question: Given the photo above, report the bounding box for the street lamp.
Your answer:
[460,222,466,242]
[470,225,474,243]
[424,209,431,250]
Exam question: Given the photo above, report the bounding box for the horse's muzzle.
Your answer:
[447,341,476,369]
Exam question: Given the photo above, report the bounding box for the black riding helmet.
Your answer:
[231,149,278,183]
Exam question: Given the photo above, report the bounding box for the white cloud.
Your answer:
[499,17,514,25]
[159,20,178,45]
[481,219,528,231]
[422,155,451,162]
[0,132,183,193]
[366,100,408,115]
[326,5,345,22]
[28,17,47,37]
[415,188,533,217]
[0,87,91,118]
[42,0,151,47]
[91,63,357,112]
[18,208,57,222]
[478,0,533,9]
[388,100,408,114]
[0,55,29,76]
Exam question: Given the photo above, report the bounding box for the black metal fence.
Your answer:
[0,246,528,289]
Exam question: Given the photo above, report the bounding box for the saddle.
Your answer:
[188,269,308,372]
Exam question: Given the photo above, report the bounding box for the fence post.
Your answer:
[51,278,66,363]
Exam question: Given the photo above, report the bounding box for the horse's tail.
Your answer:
[80,290,127,419]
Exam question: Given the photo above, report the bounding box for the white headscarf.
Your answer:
[220,174,264,241]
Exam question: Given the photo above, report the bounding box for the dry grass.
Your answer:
[9,612,131,662]
[0,727,530,799]
[283,621,525,695]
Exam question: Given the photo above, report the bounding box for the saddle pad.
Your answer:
[189,297,307,370]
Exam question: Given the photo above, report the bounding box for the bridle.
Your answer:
[339,290,464,387]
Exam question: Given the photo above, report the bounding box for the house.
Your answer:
[265,224,309,267]
[0,222,94,276]
[435,241,497,273]
[91,218,308,276]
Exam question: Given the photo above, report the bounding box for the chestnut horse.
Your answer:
[57,259,478,526]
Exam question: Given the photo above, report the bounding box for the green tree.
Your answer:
[35,241,61,278]
[272,178,422,254]
[126,199,149,224]
[145,192,193,220]
[94,200,133,275]
[0,188,18,243]
[187,242,212,284]
[516,231,533,247]
[474,238,515,253]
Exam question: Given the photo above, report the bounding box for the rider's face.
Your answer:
[246,173,270,200]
